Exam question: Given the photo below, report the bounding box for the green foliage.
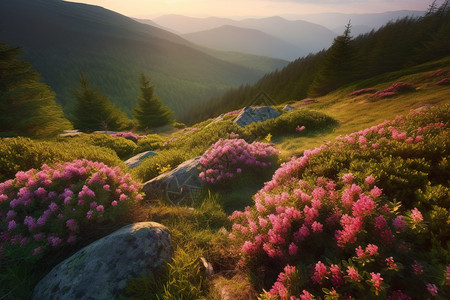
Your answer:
[131,148,192,182]
[187,3,450,122]
[0,137,125,182]
[0,42,72,138]
[134,134,165,154]
[133,74,173,130]
[65,133,137,160]
[309,22,358,96]
[245,109,339,138]
[72,73,132,132]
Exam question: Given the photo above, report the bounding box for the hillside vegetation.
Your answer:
[0,0,283,120]
[185,3,450,124]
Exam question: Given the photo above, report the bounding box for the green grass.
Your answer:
[276,56,450,160]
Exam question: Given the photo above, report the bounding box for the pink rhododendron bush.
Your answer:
[199,138,279,185]
[0,159,143,257]
[229,105,449,299]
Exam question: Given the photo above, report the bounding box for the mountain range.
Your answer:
[0,0,286,120]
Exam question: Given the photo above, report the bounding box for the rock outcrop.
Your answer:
[124,151,157,169]
[32,222,172,300]
[233,106,280,127]
[143,157,203,205]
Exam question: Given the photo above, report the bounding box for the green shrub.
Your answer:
[0,137,125,182]
[134,134,165,154]
[244,109,338,138]
[65,134,137,159]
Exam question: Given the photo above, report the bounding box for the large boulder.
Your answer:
[233,106,280,127]
[143,157,203,205]
[124,151,157,169]
[32,222,172,300]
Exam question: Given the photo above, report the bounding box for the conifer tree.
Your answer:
[0,42,72,137]
[72,73,131,132]
[133,74,173,130]
[308,22,358,97]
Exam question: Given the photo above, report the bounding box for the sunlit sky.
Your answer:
[66,0,433,18]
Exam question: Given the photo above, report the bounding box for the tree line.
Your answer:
[0,42,174,138]
[183,1,450,124]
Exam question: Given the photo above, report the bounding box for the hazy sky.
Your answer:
[67,0,433,18]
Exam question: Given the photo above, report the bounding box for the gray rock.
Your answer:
[32,222,172,300]
[124,151,157,169]
[59,130,83,137]
[283,104,294,111]
[233,106,280,127]
[143,157,203,205]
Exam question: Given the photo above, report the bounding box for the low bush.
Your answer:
[229,105,449,299]
[373,82,415,99]
[110,132,146,143]
[348,88,376,96]
[0,137,125,182]
[67,134,137,159]
[0,159,143,257]
[244,109,338,138]
[134,134,165,154]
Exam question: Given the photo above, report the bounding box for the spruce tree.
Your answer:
[308,22,357,97]
[133,74,173,130]
[0,42,72,137]
[72,73,131,132]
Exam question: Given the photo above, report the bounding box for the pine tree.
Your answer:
[308,22,358,97]
[72,72,131,132]
[133,74,173,130]
[0,42,72,137]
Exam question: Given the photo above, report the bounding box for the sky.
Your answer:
[66,0,433,18]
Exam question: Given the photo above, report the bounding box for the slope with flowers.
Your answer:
[229,105,449,299]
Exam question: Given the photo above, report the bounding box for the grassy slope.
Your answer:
[275,56,450,160]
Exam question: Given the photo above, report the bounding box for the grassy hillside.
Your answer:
[0,0,269,120]
[1,53,449,299]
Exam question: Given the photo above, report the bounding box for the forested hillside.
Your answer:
[184,3,450,124]
[0,0,279,121]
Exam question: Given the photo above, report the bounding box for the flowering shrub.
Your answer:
[199,139,279,184]
[348,88,376,96]
[0,137,124,182]
[0,159,143,257]
[229,105,449,299]
[373,82,415,99]
[111,132,146,143]
[245,109,338,138]
[436,78,450,85]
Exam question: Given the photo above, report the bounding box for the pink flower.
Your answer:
[86,210,93,219]
[370,186,383,198]
[412,260,424,275]
[386,257,397,269]
[8,220,17,231]
[66,219,78,231]
[426,283,438,296]
[346,266,360,281]
[111,200,118,206]
[96,205,104,212]
[355,246,365,257]
[392,215,406,231]
[365,175,376,185]
[312,261,328,284]
[366,244,379,256]
[342,173,354,183]
[49,202,59,212]
[236,168,242,173]
[311,221,323,233]
[288,242,298,255]
[370,272,383,292]
[299,290,313,300]
[411,208,423,222]
[119,194,128,201]
[32,247,42,256]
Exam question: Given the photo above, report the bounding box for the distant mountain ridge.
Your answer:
[182,25,304,61]
[0,0,283,121]
[151,15,337,59]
